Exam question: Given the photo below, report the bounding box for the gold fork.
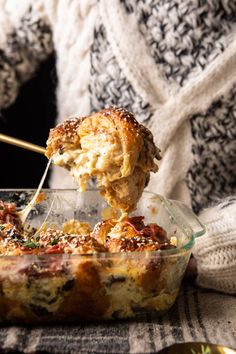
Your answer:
[0,133,46,154]
[0,133,50,223]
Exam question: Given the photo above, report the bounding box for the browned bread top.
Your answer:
[45,117,84,158]
[39,228,107,254]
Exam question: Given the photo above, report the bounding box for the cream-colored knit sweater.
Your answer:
[0,0,235,294]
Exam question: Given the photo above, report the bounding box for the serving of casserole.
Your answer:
[0,189,205,324]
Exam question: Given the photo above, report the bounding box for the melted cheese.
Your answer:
[18,158,52,224]
[51,130,128,206]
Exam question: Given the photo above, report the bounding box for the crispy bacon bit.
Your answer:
[123,216,168,243]
[45,244,64,254]
[125,216,145,232]
[0,200,22,229]
[140,224,168,243]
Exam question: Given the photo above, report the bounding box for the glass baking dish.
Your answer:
[0,189,205,324]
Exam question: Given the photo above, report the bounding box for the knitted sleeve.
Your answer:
[193,197,236,294]
[0,0,53,109]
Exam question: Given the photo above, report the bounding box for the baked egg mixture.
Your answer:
[0,198,187,323]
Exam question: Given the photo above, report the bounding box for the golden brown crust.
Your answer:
[45,107,161,211]
[106,236,162,253]
[45,117,84,158]
[39,229,107,254]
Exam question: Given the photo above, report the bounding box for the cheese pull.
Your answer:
[18,159,52,224]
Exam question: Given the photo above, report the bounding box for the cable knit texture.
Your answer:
[195,198,236,294]
[0,0,53,108]
[0,0,236,294]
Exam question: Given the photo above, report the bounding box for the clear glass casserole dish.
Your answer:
[0,189,205,324]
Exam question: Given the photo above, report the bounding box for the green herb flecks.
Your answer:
[23,241,40,249]
[50,239,58,246]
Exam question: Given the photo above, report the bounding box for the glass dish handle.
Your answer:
[165,198,206,238]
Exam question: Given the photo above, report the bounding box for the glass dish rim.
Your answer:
[0,188,200,258]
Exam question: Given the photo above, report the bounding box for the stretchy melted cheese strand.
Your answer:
[18,158,52,224]
[32,194,56,238]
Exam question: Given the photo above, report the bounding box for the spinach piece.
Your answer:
[23,241,40,249]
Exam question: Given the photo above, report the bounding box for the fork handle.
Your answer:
[0,133,46,155]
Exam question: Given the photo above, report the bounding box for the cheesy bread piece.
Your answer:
[45,107,161,212]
